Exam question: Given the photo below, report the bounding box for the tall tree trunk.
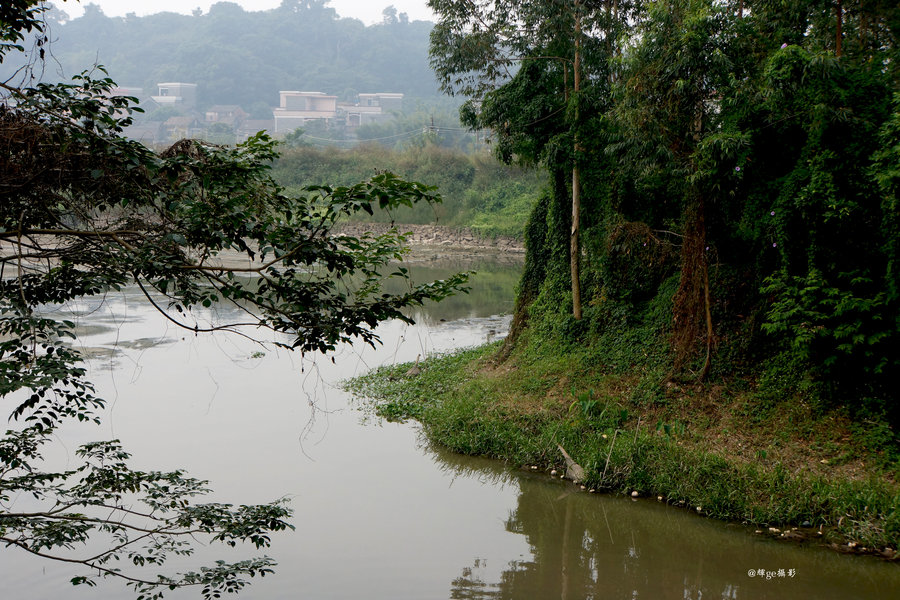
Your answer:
[571,2,583,320]
[672,104,715,380]
[672,196,714,381]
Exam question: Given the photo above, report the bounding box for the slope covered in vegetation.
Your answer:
[430,0,899,452]
[351,0,900,553]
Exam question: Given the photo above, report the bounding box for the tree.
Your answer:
[382,5,399,25]
[610,0,748,379]
[429,0,635,320]
[282,124,309,147]
[0,3,467,597]
[754,45,898,393]
[433,0,898,401]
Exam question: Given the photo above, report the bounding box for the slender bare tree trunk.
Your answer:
[571,2,583,320]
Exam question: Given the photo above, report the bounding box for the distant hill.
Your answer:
[3,1,440,112]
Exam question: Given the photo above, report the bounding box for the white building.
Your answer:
[151,83,198,109]
[342,93,404,128]
[273,91,338,133]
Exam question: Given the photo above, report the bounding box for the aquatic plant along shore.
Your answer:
[347,345,900,559]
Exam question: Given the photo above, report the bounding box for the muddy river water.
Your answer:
[2,253,897,599]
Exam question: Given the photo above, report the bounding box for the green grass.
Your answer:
[346,342,900,552]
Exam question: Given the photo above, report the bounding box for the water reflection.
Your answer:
[392,252,523,325]
[1,252,527,600]
[429,446,900,600]
[6,249,898,600]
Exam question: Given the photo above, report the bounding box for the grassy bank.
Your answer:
[346,341,900,557]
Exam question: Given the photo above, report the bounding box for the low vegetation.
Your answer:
[348,338,900,555]
[271,144,544,237]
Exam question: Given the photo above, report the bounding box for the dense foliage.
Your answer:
[430,1,900,426]
[0,2,467,597]
[271,143,544,235]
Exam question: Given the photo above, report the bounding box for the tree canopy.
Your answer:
[1,2,466,597]
[432,0,899,420]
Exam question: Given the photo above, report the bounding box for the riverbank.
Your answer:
[347,341,900,560]
[335,223,524,253]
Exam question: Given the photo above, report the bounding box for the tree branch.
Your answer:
[0,535,203,588]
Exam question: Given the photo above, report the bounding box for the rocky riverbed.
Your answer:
[335,223,524,253]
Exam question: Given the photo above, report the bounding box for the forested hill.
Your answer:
[4,1,438,111]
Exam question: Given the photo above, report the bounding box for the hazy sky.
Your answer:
[61,1,437,25]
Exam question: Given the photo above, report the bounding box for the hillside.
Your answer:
[2,1,439,111]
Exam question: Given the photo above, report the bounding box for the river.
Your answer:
[1,252,898,600]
